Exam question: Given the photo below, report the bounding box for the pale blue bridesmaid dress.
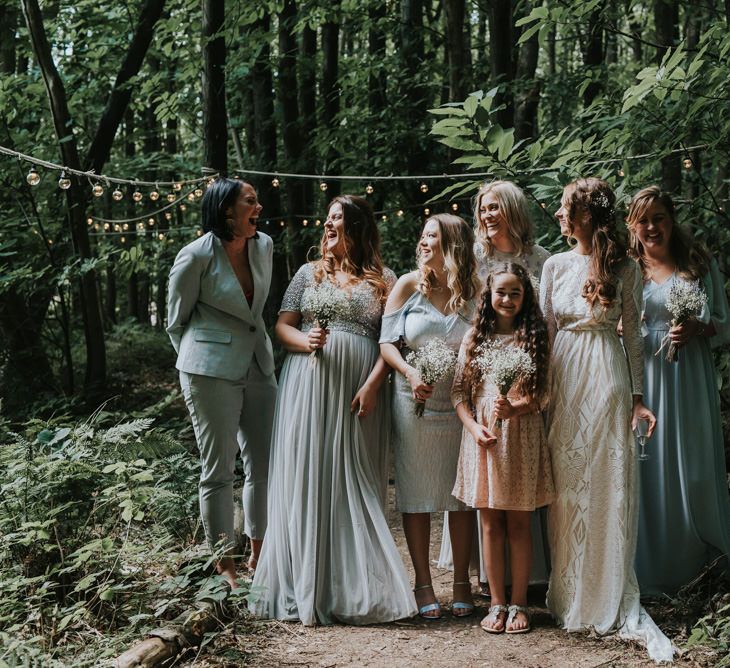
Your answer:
[636,259,730,595]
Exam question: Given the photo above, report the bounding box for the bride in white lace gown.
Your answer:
[540,178,673,662]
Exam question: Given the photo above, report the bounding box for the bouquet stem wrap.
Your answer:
[405,338,457,418]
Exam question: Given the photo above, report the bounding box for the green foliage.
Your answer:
[686,603,730,665]
[0,408,245,665]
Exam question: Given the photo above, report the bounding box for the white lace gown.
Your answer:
[540,251,673,663]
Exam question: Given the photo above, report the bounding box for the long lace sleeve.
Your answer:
[701,258,730,348]
[451,335,472,408]
[279,263,314,313]
[620,259,644,396]
[539,257,557,344]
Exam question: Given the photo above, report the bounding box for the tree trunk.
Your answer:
[581,3,604,106]
[488,0,514,128]
[299,24,317,220]
[322,2,341,195]
[368,0,387,160]
[124,107,141,322]
[626,0,643,62]
[202,0,227,174]
[0,3,18,74]
[654,0,681,192]
[21,0,106,394]
[445,0,467,102]
[278,0,307,267]
[514,3,540,142]
[251,13,280,219]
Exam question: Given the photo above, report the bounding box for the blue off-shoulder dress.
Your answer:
[636,259,730,595]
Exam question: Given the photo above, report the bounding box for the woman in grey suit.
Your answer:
[167,177,277,588]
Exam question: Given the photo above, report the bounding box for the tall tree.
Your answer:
[581,3,604,106]
[202,0,227,174]
[445,0,467,101]
[322,0,342,195]
[299,24,317,221]
[489,0,514,128]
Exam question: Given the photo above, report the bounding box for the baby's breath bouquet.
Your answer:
[302,281,349,364]
[405,338,458,417]
[657,280,706,362]
[474,341,535,428]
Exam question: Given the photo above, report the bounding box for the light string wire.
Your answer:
[0,142,710,186]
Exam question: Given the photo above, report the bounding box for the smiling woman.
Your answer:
[166,177,277,589]
[251,195,417,626]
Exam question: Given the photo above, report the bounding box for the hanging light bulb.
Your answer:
[122,223,129,231]
[315,219,321,226]
[92,183,104,197]
[279,220,286,227]
[87,217,94,226]
[58,171,71,190]
[166,193,176,202]
[381,214,387,221]
[365,184,374,194]
[148,218,155,226]
[451,203,459,211]
[683,158,692,169]
[133,190,143,202]
[397,209,404,217]
[319,182,328,192]
[618,169,625,177]
[158,233,165,240]
[179,203,187,212]
[165,212,173,220]
[94,223,100,231]
[424,207,430,215]
[194,188,203,198]
[187,192,195,202]
[103,223,110,231]
[150,190,160,201]
[173,182,182,191]
[303,219,309,226]
[120,236,126,243]
[197,229,203,236]
[420,183,428,193]
[112,188,123,201]
[137,222,144,230]
[26,167,41,186]
[272,177,280,188]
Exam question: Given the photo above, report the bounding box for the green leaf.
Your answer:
[463,95,479,117]
[485,125,504,153]
[437,136,484,152]
[497,129,515,161]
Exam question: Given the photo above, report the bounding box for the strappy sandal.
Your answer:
[414,584,442,621]
[480,604,508,633]
[451,580,475,618]
[505,604,531,634]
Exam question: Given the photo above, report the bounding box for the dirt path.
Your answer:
[247,489,682,668]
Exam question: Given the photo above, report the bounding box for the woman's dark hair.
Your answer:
[461,262,550,410]
[201,177,245,241]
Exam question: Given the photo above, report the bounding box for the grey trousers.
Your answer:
[180,359,276,548]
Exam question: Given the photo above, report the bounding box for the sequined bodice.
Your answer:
[280,262,395,339]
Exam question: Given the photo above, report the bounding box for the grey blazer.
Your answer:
[166,231,275,380]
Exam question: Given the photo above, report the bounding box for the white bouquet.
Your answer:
[657,280,706,362]
[405,338,458,417]
[474,341,535,428]
[302,281,349,364]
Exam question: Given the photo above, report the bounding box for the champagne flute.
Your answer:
[633,418,650,461]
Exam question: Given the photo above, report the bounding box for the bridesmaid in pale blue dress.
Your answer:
[440,180,552,590]
[251,195,416,625]
[380,214,480,619]
[626,186,730,596]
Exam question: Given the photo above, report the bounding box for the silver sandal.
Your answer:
[480,604,508,633]
[505,604,531,634]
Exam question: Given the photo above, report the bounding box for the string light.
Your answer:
[424,208,430,215]
[397,210,404,216]
[58,171,71,190]
[315,219,321,226]
[179,204,187,211]
[165,212,173,220]
[87,217,93,225]
[365,184,374,194]
[150,190,160,201]
[194,188,203,198]
[319,182,328,192]
[148,218,155,226]
[303,219,308,226]
[112,188,123,201]
[272,177,280,188]
[173,182,182,191]
[279,220,285,227]
[26,167,40,186]
[420,183,428,193]
[133,190,143,202]
[166,193,176,202]
[618,169,625,177]
[451,203,459,211]
[103,223,110,231]
[187,192,195,202]
[92,183,104,197]
[683,158,693,169]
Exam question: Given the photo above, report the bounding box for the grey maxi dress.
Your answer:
[250,263,417,625]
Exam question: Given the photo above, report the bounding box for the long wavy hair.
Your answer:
[473,180,535,257]
[625,185,710,281]
[416,214,479,314]
[461,262,550,412]
[313,195,389,303]
[563,177,627,308]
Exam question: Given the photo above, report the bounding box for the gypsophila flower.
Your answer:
[406,338,458,417]
[656,279,706,362]
[301,281,350,364]
[474,340,535,428]
[594,193,611,209]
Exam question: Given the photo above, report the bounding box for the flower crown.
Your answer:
[591,192,615,217]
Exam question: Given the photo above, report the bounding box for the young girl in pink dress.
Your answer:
[451,262,554,634]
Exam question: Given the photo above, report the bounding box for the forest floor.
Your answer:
[214,493,713,668]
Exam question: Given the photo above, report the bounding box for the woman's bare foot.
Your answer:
[216,556,240,589]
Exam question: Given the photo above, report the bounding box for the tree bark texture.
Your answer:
[202,0,227,174]
[581,3,604,106]
[514,8,540,142]
[0,2,18,74]
[488,0,514,128]
[444,0,467,102]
